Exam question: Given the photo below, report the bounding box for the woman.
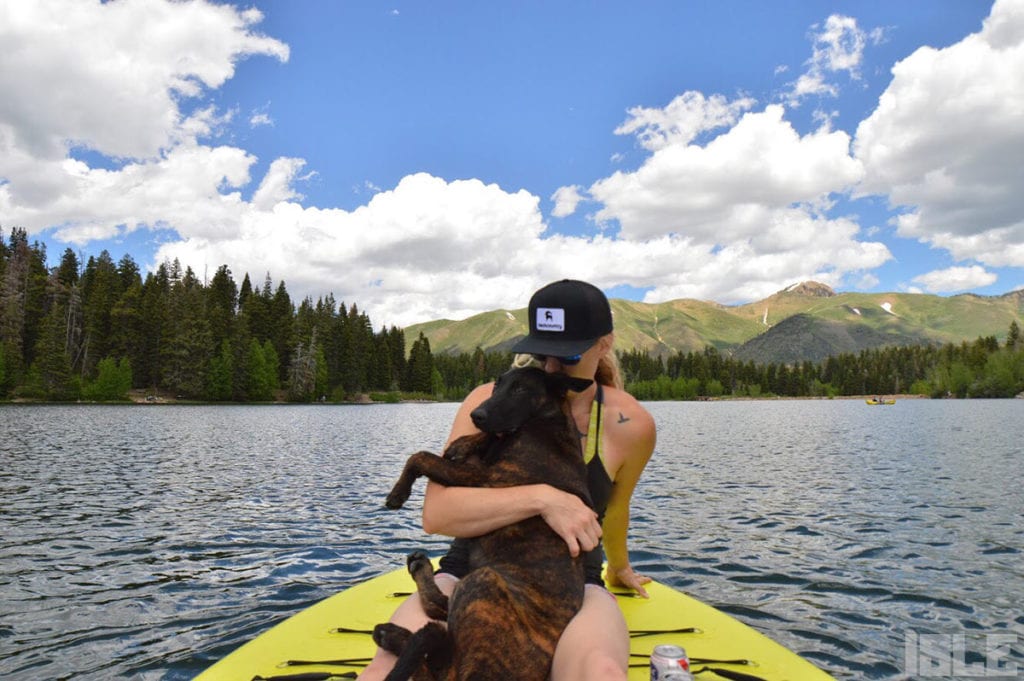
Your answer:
[359,279,656,681]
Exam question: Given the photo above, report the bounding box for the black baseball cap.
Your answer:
[511,279,613,357]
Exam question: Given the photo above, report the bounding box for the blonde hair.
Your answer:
[596,348,623,390]
[512,353,542,369]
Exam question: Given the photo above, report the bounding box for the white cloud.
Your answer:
[592,104,866,241]
[152,173,562,326]
[252,158,307,209]
[787,14,872,104]
[250,113,274,128]
[34,143,257,244]
[816,15,868,73]
[550,185,584,218]
[854,0,1024,267]
[576,98,891,306]
[615,91,755,152]
[0,0,288,236]
[912,265,998,293]
[0,0,288,161]
[141,163,885,326]
[0,0,288,243]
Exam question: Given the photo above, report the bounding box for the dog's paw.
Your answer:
[372,622,410,654]
[384,489,409,509]
[406,550,430,572]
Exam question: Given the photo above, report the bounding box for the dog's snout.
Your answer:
[470,406,488,428]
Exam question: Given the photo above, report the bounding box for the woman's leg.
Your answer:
[549,584,630,681]
[356,573,459,680]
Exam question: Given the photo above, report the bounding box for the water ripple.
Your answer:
[1,400,1022,680]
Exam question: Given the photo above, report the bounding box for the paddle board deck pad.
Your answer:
[195,564,834,680]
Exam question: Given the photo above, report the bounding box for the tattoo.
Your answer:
[618,412,631,424]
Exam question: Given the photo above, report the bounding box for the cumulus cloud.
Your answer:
[0,0,288,161]
[854,0,1024,267]
[0,0,288,242]
[787,14,874,103]
[154,173,561,326]
[581,98,891,305]
[550,185,584,218]
[615,92,755,152]
[153,165,887,326]
[912,265,998,293]
[252,158,308,209]
[8,143,256,245]
[593,102,866,238]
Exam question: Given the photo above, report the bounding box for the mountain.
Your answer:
[405,282,1024,365]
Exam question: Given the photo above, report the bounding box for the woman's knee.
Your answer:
[581,650,629,681]
[550,586,629,681]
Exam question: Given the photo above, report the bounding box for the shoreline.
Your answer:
[2,392,942,406]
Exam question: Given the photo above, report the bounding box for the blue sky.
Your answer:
[1,0,1022,328]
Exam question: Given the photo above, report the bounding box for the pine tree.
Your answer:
[0,233,28,386]
[238,272,253,311]
[117,254,141,292]
[22,237,49,370]
[137,266,170,391]
[207,265,237,349]
[160,264,211,397]
[271,280,294,381]
[0,341,7,396]
[205,339,234,401]
[245,336,273,401]
[56,248,79,287]
[32,283,77,400]
[80,251,122,377]
[405,332,434,393]
[263,339,280,394]
[1007,320,1021,350]
[108,281,143,386]
[83,357,132,401]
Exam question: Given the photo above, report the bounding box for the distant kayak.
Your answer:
[865,398,896,405]
[195,562,834,680]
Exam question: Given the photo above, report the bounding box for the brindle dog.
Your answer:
[374,366,594,681]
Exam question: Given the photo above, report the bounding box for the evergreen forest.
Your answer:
[2,228,1023,403]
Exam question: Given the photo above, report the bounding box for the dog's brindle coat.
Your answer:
[375,367,595,681]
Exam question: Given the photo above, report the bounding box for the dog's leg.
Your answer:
[385,451,497,509]
[441,432,489,463]
[385,450,441,509]
[382,621,449,681]
[406,550,448,621]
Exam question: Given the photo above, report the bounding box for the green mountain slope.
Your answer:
[406,283,1024,365]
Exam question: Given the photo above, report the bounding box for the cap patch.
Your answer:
[535,307,565,332]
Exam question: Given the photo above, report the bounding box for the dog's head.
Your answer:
[470,367,593,435]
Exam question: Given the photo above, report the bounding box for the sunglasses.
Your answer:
[531,353,582,366]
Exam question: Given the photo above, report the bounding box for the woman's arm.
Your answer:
[421,383,603,556]
[602,400,656,596]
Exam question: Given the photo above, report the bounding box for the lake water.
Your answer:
[1,400,1021,680]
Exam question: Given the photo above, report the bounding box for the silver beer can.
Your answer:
[649,643,692,680]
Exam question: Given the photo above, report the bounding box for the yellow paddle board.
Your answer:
[196,564,834,680]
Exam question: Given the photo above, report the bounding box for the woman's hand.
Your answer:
[537,486,602,557]
[606,564,651,598]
